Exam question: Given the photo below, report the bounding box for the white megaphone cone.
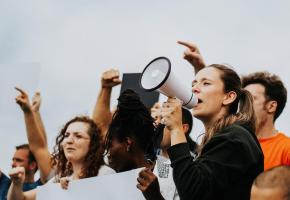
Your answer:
[140,57,198,109]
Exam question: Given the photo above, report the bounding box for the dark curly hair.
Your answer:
[51,116,104,181]
[104,89,155,161]
[242,71,287,121]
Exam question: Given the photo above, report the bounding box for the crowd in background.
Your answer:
[1,41,290,200]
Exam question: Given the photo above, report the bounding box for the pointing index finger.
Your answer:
[15,87,27,96]
[177,40,198,51]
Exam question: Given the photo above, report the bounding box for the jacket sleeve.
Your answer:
[167,126,259,200]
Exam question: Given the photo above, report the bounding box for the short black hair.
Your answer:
[182,108,193,135]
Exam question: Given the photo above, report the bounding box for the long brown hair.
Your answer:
[51,116,104,181]
[200,64,256,149]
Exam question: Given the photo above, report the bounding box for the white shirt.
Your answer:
[154,155,179,200]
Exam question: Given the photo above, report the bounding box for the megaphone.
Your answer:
[140,57,198,109]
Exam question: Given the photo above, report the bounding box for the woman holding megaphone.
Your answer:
[161,64,263,200]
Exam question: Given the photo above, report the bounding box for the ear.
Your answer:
[266,100,277,114]
[125,137,134,152]
[222,91,237,106]
[29,161,37,172]
[182,124,190,135]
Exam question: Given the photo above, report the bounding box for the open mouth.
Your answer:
[197,98,203,104]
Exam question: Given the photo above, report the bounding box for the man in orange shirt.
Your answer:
[242,72,290,170]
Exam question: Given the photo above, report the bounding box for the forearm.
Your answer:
[170,127,187,146]
[33,111,47,146]
[24,111,52,183]
[92,87,113,135]
[7,183,25,200]
[23,110,46,150]
[167,143,209,199]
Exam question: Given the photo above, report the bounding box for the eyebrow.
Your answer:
[13,158,24,162]
[193,77,213,82]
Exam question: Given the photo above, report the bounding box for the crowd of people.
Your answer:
[1,40,290,200]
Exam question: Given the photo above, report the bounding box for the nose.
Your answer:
[11,161,17,168]
[192,83,200,94]
[64,135,74,144]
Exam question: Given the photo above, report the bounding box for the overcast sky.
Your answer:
[1,0,290,174]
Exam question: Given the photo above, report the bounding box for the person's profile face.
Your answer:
[244,83,270,128]
[12,149,30,169]
[191,67,226,122]
[107,137,135,172]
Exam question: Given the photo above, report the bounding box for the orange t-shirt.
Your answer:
[259,132,290,171]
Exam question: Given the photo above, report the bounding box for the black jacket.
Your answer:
[168,122,264,200]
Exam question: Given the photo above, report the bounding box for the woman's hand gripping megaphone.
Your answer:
[161,97,184,132]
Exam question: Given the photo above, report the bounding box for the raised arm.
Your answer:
[31,92,47,145]
[92,69,121,140]
[8,167,35,200]
[177,40,206,74]
[15,87,52,184]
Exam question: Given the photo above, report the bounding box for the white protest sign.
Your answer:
[36,168,145,200]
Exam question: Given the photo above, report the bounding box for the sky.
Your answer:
[1,0,290,174]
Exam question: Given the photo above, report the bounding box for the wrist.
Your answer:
[23,106,33,114]
[101,86,113,90]
[13,180,24,187]
[168,126,183,135]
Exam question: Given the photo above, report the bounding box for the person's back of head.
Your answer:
[251,166,290,200]
[242,71,287,121]
[105,89,155,171]
[181,108,198,153]
[181,107,193,135]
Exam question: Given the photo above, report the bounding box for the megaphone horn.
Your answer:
[140,57,198,109]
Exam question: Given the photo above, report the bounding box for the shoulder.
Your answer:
[278,133,290,152]
[278,133,290,142]
[215,122,256,143]
[23,180,42,191]
[0,172,10,183]
[98,165,116,176]
[204,122,262,157]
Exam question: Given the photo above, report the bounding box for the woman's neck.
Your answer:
[203,109,228,133]
[71,162,84,180]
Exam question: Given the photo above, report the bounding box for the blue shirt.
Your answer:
[0,173,42,200]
